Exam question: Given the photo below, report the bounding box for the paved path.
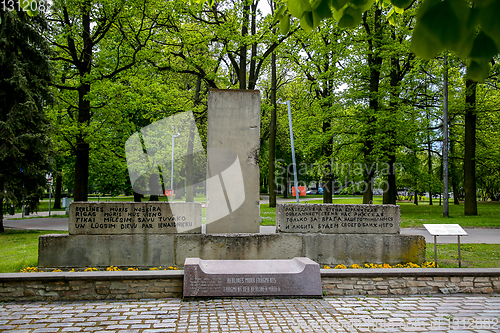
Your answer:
[4,218,500,244]
[0,295,499,332]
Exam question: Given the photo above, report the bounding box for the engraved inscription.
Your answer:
[277,204,400,234]
[69,202,201,235]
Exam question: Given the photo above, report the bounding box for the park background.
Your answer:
[1,0,500,271]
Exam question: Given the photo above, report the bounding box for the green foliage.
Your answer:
[0,10,53,227]
[280,0,500,82]
[0,230,67,273]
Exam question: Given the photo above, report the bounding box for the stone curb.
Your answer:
[0,270,184,282]
[320,268,500,277]
[2,268,500,282]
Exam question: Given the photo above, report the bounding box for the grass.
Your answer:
[426,243,500,268]
[400,201,500,228]
[259,196,500,229]
[0,229,67,273]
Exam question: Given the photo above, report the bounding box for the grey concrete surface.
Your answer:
[206,89,261,234]
[0,295,499,332]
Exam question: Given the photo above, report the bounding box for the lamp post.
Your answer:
[443,55,449,218]
[171,132,180,196]
[278,99,299,203]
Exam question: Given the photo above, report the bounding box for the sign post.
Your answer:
[424,224,468,268]
[46,173,53,217]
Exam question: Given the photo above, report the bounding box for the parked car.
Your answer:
[306,187,323,195]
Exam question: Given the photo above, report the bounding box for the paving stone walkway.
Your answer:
[0,295,499,332]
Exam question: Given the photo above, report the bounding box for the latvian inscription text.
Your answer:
[69,202,201,235]
[276,203,400,234]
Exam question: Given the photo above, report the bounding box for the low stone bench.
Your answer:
[183,257,322,298]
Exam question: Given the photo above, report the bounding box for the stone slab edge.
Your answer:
[2,268,500,283]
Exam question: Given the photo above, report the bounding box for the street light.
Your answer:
[171,132,181,195]
[278,99,299,204]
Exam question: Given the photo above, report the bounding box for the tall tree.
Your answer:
[48,0,163,201]
[464,77,477,215]
[0,9,53,232]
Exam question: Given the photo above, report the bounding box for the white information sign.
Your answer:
[423,224,468,236]
[424,224,468,268]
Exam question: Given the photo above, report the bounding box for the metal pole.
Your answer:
[171,134,175,191]
[434,235,438,268]
[458,235,461,268]
[443,55,449,218]
[48,183,52,217]
[286,100,300,203]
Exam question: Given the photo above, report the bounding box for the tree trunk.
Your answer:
[464,78,477,215]
[239,0,250,89]
[269,52,277,207]
[134,192,142,202]
[53,173,62,209]
[450,139,460,205]
[361,9,382,204]
[414,190,418,205]
[73,3,92,202]
[383,155,397,204]
[73,141,89,201]
[428,138,433,205]
[322,121,333,204]
[0,174,4,233]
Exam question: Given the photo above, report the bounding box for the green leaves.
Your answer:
[288,0,311,18]
[410,0,500,82]
[390,0,412,9]
[338,5,363,28]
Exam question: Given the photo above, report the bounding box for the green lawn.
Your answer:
[427,244,500,268]
[0,229,67,273]
[260,196,500,229]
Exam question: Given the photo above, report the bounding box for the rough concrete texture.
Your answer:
[38,234,175,269]
[175,234,303,263]
[206,89,261,234]
[183,257,322,297]
[303,234,426,265]
[38,233,424,269]
[277,203,400,234]
[68,202,202,235]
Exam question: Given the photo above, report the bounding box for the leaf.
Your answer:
[410,20,443,59]
[479,0,500,48]
[390,0,412,9]
[394,6,404,14]
[469,31,499,60]
[356,0,375,12]
[338,5,362,28]
[280,14,291,34]
[312,0,332,20]
[300,11,314,31]
[288,0,312,19]
[417,0,469,49]
[467,59,491,82]
[453,7,479,59]
[208,0,215,6]
[331,0,349,11]
[273,5,287,24]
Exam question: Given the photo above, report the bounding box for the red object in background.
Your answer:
[164,189,174,196]
[292,186,306,196]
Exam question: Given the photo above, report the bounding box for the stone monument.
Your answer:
[38,89,425,271]
[206,89,261,234]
